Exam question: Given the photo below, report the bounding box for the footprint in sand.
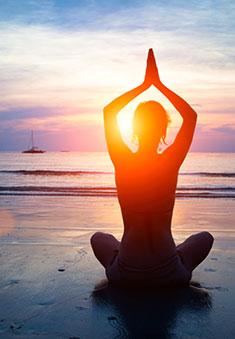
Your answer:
[107,316,128,337]
[38,301,54,306]
[4,280,20,289]
[9,279,20,285]
[204,268,216,272]
[10,322,24,334]
[205,286,229,292]
[75,306,88,311]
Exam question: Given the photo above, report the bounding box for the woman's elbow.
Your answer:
[103,105,112,116]
[188,110,197,123]
[183,111,197,127]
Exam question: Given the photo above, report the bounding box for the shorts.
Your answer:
[105,251,192,288]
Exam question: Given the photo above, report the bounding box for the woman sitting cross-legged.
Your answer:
[90,49,214,287]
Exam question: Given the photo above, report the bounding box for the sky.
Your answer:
[0,0,235,152]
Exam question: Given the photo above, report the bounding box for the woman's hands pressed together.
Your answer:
[143,48,161,89]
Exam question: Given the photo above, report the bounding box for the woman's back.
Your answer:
[115,152,178,215]
[115,152,179,266]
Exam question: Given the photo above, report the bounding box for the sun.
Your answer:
[117,115,132,139]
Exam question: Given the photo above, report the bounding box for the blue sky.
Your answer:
[0,0,235,151]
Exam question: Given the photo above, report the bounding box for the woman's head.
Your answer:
[132,100,170,148]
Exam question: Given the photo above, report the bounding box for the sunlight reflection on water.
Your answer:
[0,209,15,236]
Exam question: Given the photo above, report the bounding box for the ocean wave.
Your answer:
[1,170,235,177]
[179,172,235,177]
[177,187,235,191]
[0,186,116,197]
[0,169,111,175]
[1,186,235,198]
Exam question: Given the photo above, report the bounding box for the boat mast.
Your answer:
[31,130,34,148]
[22,130,45,153]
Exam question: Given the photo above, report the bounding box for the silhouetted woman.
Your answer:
[91,49,214,287]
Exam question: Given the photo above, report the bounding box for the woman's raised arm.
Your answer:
[103,51,152,165]
[149,49,197,166]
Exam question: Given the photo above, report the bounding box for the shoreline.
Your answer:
[1,198,235,337]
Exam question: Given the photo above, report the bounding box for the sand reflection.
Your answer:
[92,280,212,337]
[0,209,15,236]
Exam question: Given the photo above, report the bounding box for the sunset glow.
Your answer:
[118,115,133,140]
[0,1,235,151]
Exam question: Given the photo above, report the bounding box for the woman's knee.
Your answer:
[201,231,214,247]
[90,232,105,248]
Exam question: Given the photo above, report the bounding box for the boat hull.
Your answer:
[22,150,45,153]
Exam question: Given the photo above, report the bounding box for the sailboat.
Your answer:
[22,131,46,153]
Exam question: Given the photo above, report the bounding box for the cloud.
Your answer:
[0,0,235,151]
[0,22,234,104]
[0,110,102,134]
[0,105,99,120]
[211,124,235,135]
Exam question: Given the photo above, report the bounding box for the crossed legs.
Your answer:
[176,231,214,272]
[90,232,120,268]
[90,231,214,275]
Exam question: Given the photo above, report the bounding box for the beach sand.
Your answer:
[0,197,235,338]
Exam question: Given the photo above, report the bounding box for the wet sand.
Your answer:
[0,198,235,338]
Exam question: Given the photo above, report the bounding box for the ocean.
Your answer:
[0,152,235,199]
[1,153,235,339]
[0,152,235,246]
